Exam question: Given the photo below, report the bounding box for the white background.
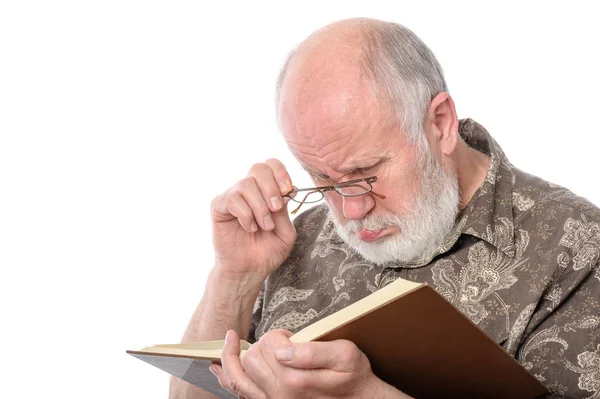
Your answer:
[1,1,599,398]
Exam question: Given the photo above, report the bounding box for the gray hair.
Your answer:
[276,21,448,145]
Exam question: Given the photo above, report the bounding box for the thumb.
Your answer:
[275,340,362,372]
[271,199,296,242]
[222,329,241,357]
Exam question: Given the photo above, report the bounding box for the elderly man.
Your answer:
[171,18,600,399]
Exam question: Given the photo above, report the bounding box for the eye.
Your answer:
[318,175,333,183]
[355,165,375,176]
[311,173,331,183]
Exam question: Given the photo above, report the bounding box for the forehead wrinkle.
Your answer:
[287,123,354,158]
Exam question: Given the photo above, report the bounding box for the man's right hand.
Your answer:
[210,158,297,289]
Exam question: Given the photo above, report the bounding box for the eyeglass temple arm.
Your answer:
[290,190,322,215]
[370,191,386,200]
[290,189,385,215]
[285,187,334,195]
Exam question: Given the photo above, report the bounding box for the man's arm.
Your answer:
[170,159,297,399]
[516,262,600,398]
[168,266,263,399]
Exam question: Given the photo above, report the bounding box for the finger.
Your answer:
[236,177,276,231]
[211,190,258,232]
[255,330,296,376]
[248,163,285,213]
[239,340,276,395]
[212,364,264,399]
[271,196,296,242]
[241,329,294,390]
[265,158,292,195]
[221,330,266,399]
[210,193,237,223]
[275,339,366,372]
[224,192,258,232]
[209,364,230,392]
[257,331,341,394]
[284,185,298,201]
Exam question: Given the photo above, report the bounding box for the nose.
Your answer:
[342,194,376,220]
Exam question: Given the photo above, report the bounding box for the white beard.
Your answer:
[331,144,460,266]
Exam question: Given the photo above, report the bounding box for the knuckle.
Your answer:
[248,162,269,175]
[259,329,284,346]
[282,370,308,391]
[229,376,242,394]
[265,158,284,170]
[240,347,259,370]
[256,333,273,348]
[228,374,250,396]
[297,344,315,363]
[210,194,222,210]
[237,176,257,191]
[260,329,278,340]
[252,205,271,222]
[339,340,362,364]
[266,159,289,178]
[225,196,250,218]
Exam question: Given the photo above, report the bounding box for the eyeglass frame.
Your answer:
[283,176,386,215]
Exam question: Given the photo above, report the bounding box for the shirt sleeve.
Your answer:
[516,261,600,398]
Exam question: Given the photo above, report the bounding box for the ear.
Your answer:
[425,92,459,156]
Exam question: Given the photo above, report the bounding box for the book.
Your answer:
[127,277,547,399]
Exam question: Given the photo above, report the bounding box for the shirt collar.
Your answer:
[452,118,517,258]
[318,118,518,269]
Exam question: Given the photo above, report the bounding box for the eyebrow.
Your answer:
[302,167,329,179]
[303,161,382,179]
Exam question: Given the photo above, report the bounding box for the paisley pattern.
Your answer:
[513,192,535,211]
[266,287,314,312]
[560,217,600,271]
[431,219,530,324]
[505,303,537,353]
[518,325,569,381]
[249,119,600,398]
[566,345,600,397]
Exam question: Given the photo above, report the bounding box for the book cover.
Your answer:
[128,278,547,399]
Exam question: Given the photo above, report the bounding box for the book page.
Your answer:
[290,278,422,343]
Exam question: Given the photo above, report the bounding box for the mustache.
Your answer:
[344,212,403,232]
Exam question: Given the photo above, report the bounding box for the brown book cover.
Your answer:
[128,279,547,399]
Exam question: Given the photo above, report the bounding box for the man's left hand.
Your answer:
[210,329,411,399]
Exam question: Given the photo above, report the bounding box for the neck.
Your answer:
[452,138,490,210]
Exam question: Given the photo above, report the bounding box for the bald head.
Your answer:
[278,19,383,145]
[276,18,448,143]
[277,18,384,96]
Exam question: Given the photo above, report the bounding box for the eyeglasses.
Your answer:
[284,176,386,215]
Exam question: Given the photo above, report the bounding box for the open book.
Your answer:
[127,277,547,399]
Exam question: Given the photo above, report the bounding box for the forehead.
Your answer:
[278,49,398,175]
[281,101,393,176]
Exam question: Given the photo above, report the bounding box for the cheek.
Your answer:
[374,180,419,217]
[324,193,344,218]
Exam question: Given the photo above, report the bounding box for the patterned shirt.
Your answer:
[249,119,600,398]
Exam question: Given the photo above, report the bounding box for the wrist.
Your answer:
[208,264,265,302]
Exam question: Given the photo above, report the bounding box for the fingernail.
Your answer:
[270,196,282,210]
[279,180,290,193]
[275,346,293,362]
[225,330,231,343]
[264,215,274,230]
[250,222,258,232]
[209,365,217,376]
